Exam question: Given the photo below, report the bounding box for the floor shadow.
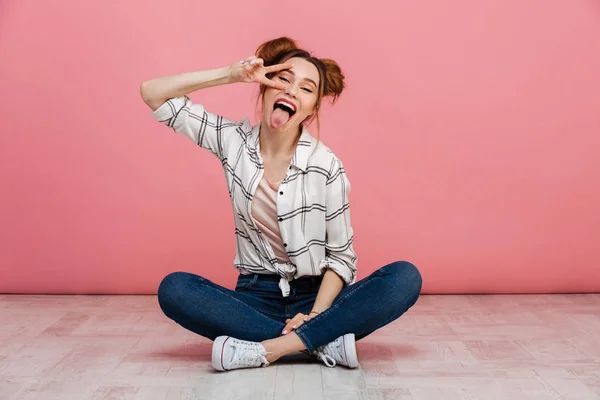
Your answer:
[150,341,422,364]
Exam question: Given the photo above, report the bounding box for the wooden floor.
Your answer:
[1,294,599,400]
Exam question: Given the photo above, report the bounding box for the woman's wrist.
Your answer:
[225,65,240,84]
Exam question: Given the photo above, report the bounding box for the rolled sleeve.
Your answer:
[151,96,241,160]
[320,158,358,285]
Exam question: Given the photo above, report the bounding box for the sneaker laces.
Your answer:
[315,335,347,368]
[315,350,337,367]
[315,346,337,368]
[232,350,269,368]
[226,341,270,369]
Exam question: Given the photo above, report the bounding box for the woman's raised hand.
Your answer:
[229,56,292,90]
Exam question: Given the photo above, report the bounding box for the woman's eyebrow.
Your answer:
[284,70,317,87]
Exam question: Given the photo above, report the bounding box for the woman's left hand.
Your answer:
[282,313,314,335]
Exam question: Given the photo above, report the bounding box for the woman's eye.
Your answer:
[279,77,290,83]
[302,88,313,93]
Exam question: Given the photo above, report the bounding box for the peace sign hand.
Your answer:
[229,56,292,90]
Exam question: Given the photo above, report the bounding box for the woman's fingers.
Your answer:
[259,76,286,90]
[239,57,254,73]
[237,57,290,90]
[240,56,257,64]
[282,313,310,335]
[264,62,293,73]
[241,57,262,68]
[282,320,298,335]
[244,58,280,87]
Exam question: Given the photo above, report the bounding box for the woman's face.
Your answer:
[263,57,321,131]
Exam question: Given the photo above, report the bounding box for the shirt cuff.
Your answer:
[151,97,186,122]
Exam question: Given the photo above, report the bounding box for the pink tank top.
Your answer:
[251,176,291,264]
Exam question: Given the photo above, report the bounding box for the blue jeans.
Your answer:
[157,261,422,353]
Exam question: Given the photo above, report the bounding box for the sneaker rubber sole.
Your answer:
[212,336,231,371]
[342,333,359,368]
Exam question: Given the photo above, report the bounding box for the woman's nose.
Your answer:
[285,84,297,97]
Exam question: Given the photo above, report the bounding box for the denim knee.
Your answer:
[384,261,423,306]
[157,271,190,317]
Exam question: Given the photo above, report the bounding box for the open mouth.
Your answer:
[273,100,297,118]
[270,99,297,129]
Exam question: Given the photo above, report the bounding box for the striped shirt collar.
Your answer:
[246,123,315,172]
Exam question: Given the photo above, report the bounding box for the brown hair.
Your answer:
[254,37,345,144]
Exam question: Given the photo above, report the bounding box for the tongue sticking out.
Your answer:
[270,108,290,129]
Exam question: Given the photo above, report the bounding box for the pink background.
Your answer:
[1,1,599,294]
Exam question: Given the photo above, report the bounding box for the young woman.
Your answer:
[140,37,422,372]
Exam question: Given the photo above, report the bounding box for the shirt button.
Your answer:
[278,217,283,222]
[289,166,292,170]
[279,191,283,195]
[283,243,287,247]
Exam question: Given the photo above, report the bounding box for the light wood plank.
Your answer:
[0,294,598,400]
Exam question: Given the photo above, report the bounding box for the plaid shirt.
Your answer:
[152,96,357,296]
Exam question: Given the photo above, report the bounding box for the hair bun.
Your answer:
[320,58,345,103]
[256,37,298,66]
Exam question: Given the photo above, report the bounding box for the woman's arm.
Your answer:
[141,58,292,160]
[140,67,234,111]
[310,158,358,314]
[140,57,291,111]
[311,269,345,314]
[280,158,358,334]
[281,269,344,335]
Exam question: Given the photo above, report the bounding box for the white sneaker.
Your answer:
[211,336,270,371]
[314,333,359,368]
